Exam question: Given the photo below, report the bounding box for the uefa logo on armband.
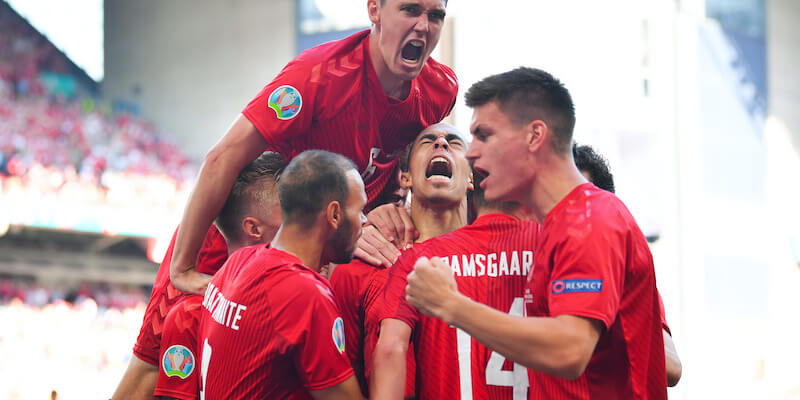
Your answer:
[268,85,302,120]
[332,317,346,354]
[162,345,196,379]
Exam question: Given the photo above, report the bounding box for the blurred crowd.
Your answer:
[0,4,198,235]
[0,279,149,309]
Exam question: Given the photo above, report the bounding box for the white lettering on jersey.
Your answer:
[432,251,534,278]
[202,282,247,331]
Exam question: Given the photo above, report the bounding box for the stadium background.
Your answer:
[0,0,798,398]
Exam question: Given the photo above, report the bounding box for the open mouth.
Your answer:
[401,40,424,63]
[426,156,453,180]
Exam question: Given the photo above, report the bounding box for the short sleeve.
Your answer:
[329,263,373,366]
[271,273,354,391]
[154,296,203,400]
[657,291,670,334]
[378,251,420,328]
[547,220,626,330]
[241,59,319,150]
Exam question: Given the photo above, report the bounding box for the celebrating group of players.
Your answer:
[111,0,683,398]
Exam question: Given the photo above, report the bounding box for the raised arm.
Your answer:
[170,115,267,294]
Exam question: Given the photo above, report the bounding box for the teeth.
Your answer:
[409,40,424,48]
[431,156,448,163]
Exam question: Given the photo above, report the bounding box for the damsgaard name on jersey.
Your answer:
[202,282,247,331]
[437,251,533,278]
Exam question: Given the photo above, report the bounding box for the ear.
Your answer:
[367,0,380,25]
[399,170,412,190]
[467,170,474,191]
[241,216,263,241]
[326,201,343,230]
[526,120,548,153]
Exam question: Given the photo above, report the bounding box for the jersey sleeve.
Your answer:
[154,296,203,400]
[329,264,369,367]
[241,58,320,151]
[657,291,670,334]
[378,251,420,329]
[271,272,354,391]
[547,218,626,330]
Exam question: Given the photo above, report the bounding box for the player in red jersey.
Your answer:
[197,150,366,399]
[153,152,286,400]
[373,152,536,398]
[330,123,469,397]
[406,67,667,399]
[111,152,284,400]
[170,0,457,296]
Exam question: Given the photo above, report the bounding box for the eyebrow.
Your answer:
[418,133,464,143]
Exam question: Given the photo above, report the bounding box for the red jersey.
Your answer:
[133,225,228,365]
[154,295,203,400]
[242,29,458,207]
[330,259,416,398]
[198,246,353,399]
[329,259,380,396]
[525,183,666,399]
[381,214,537,400]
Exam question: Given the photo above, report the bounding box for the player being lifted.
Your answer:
[406,67,667,398]
[197,150,366,399]
[170,0,456,296]
[154,152,286,400]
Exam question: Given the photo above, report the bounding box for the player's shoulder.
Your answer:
[331,258,380,285]
[417,57,458,99]
[553,184,634,240]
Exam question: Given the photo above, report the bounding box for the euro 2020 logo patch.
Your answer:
[332,317,346,354]
[268,85,302,120]
[162,345,195,379]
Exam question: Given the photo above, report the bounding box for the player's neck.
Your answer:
[368,33,412,100]
[525,156,588,224]
[269,224,325,272]
[410,197,467,242]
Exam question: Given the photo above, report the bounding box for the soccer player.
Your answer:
[405,67,667,398]
[330,123,471,397]
[170,0,457,295]
[373,163,535,399]
[197,150,366,399]
[154,152,286,400]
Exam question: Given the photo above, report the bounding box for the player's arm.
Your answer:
[371,319,411,400]
[309,376,364,400]
[406,257,602,380]
[170,115,267,294]
[664,330,682,386]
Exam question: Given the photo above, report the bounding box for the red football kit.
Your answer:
[198,246,353,399]
[242,29,458,207]
[524,183,666,399]
[330,259,416,398]
[154,295,203,400]
[133,225,228,365]
[381,214,537,399]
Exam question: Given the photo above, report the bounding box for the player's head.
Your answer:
[372,144,413,208]
[401,122,472,207]
[368,0,447,81]
[573,143,615,193]
[215,151,286,251]
[279,150,367,264]
[465,67,575,202]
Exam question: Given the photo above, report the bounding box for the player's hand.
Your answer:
[406,257,460,324]
[354,225,401,268]
[171,267,213,295]
[366,204,419,250]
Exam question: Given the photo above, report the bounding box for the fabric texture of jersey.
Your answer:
[154,295,203,400]
[198,246,353,399]
[381,214,537,399]
[242,29,458,208]
[133,225,228,365]
[524,183,666,399]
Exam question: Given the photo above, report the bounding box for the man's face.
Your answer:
[406,123,471,205]
[330,170,368,264]
[466,102,535,203]
[371,0,446,81]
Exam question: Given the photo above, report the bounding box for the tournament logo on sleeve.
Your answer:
[162,345,196,379]
[268,85,302,120]
[332,317,346,354]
